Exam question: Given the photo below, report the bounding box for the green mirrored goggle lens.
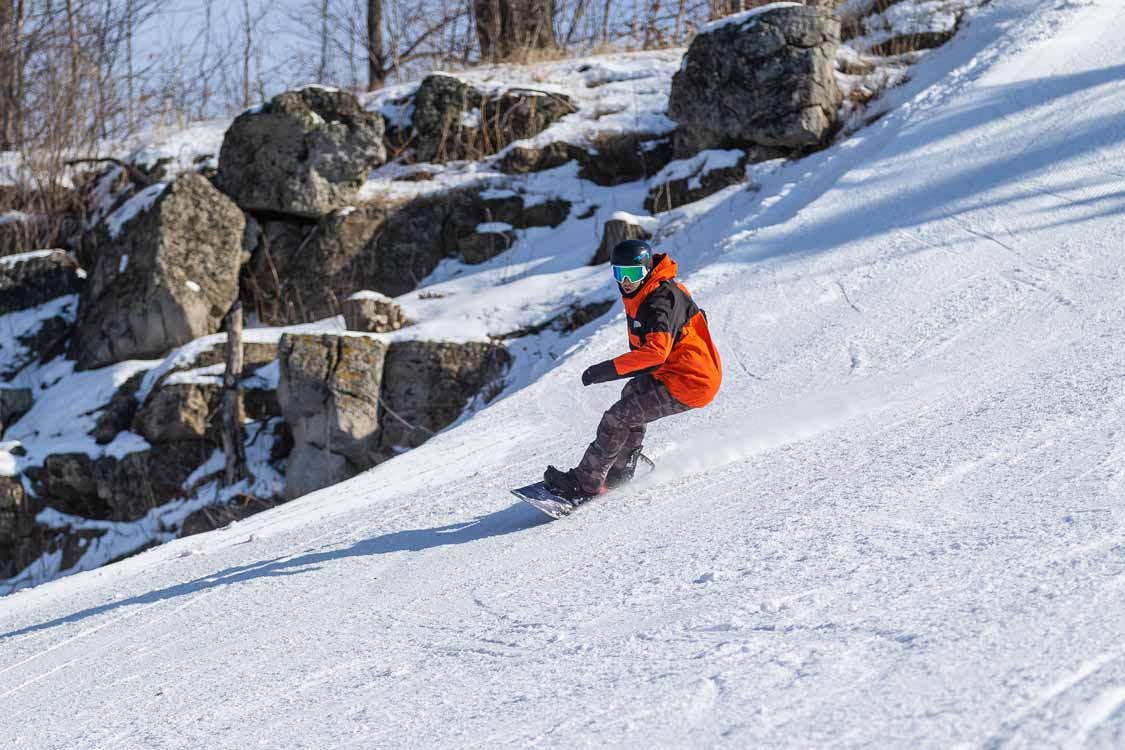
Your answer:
[612,265,648,284]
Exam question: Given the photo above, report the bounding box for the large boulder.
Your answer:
[668,5,842,155]
[411,75,576,164]
[379,341,510,452]
[277,334,386,499]
[0,250,82,315]
[72,174,245,370]
[218,87,386,217]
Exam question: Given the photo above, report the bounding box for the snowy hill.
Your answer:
[2,0,1124,746]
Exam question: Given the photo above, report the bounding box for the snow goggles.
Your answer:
[612,264,648,285]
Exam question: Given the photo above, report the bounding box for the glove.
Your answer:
[581,361,617,386]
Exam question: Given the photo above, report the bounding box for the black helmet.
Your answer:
[610,239,654,270]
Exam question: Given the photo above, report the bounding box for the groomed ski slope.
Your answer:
[3,0,1124,746]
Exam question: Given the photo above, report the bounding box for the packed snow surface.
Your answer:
[2,0,1125,747]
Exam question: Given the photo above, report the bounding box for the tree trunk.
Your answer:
[222,302,247,487]
[0,0,16,150]
[366,0,384,91]
[474,0,555,62]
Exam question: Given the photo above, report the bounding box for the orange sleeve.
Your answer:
[611,331,673,376]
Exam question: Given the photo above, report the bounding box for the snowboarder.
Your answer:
[543,239,722,503]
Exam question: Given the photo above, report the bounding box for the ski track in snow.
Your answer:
[3,0,1125,747]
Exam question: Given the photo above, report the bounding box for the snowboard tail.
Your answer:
[512,453,655,520]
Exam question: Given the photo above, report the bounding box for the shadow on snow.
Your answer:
[0,501,549,642]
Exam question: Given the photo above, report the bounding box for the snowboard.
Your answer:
[512,453,655,519]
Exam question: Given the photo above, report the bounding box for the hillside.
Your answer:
[1,0,1124,746]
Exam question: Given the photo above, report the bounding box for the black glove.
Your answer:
[582,361,617,386]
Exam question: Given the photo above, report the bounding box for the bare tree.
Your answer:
[473,0,556,62]
[367,0,385,90]
[0,0,19,150]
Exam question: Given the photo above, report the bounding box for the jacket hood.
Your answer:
[622,253,677,299]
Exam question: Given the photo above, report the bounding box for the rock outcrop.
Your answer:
[341,292,407,333]
[218,86,387,217]
[71,174,245,370]
[368,188,570,297]
[0,250,82,315]
[668,5,842,155]
[0,477,37,579]
[643,148,781,213]
[245,204,389,324]
[592,213,652,265]
[498,133,674,185]
[411,74,576,164]
[379,341,510,452]
[278,334,386,499]
[0,387,33,433]
[245,187,571,318]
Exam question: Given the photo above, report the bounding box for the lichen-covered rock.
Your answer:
[72,174,245,370]
[668,5,842,155]
[278,334,386,499]
[135,382,220,444]
[341,292,407,333]
[412,75,576,164]
[0,250,82,315]
[218,86,386,217]
[379,341,510,451]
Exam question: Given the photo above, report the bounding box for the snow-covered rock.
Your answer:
[72,174,245,370]
[218,86,386,218]
[668,4,842,154]
[0,250,81,316]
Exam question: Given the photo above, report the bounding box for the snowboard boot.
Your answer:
[605,448,642,490]
[544,465,596,504]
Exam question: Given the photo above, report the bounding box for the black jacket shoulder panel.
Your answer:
[637,281,700,341]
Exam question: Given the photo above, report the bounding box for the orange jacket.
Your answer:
[589,254,722,408]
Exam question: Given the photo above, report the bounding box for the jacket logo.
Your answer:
[632,320,642,329]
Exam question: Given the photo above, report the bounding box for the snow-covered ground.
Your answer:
[2,0,1124,746]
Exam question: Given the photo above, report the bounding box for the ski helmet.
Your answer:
[610,239,654,285]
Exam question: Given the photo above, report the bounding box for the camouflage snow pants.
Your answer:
[574,374,691,494]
